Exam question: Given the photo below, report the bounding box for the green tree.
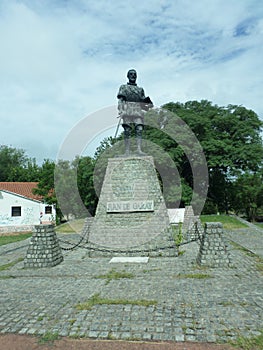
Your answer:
[34,157,98,221]
[0,145,27,181]
[35,159,83,221]
[76,156,97,216]
[231,171,263,221]
[0,145,41,181]
[9,158,41,181]
[94,137,118,160]
[54,160,78,219]
[33,159,56,202]
[143,107,208,211]
[161,101,263,214]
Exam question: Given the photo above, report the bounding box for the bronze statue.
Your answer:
[117,69,153,156]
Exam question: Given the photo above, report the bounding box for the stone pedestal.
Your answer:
[24,225,63,268]
[182,205,203,243]
[197,222,231,267]
[87,156,177,257]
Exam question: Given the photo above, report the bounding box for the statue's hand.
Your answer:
[143,96,153,106]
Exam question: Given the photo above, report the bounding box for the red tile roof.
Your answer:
[0,182,43,201]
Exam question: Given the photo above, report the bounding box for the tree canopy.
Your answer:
[147,100,263,216]
[0,145,40,181]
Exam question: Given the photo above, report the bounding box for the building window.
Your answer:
[11,206,21,217]
[45,206,52,214]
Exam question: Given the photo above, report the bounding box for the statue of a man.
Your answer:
[117,69,153,156]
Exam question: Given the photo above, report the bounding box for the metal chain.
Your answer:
[58,220,91,251]
[59,234,87,251]
[58,221,203,253]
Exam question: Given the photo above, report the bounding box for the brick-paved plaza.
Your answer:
[0,226,262,345]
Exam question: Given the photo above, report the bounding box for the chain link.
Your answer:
[58,221,203,253]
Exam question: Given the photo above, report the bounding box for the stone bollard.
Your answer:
[197,222,231,267]
[24,224,63,268]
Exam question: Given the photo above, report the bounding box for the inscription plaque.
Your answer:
[107,200,154,213]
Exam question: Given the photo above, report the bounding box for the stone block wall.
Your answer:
[197,222,232,267]
[24,225,63,268]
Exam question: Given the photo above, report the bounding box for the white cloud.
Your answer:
[0,0,262,163]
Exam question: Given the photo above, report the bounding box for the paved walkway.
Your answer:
[227,216,263,257]
[0,227,262,345]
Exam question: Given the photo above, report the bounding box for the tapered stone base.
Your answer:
[87,156,177,256]
[197,222,232,267]
[24,225,63,268]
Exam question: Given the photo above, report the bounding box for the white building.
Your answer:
[0,182,56,233]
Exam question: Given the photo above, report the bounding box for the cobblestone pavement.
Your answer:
[0,228,262,345]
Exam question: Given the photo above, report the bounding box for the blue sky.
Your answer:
[0,0,263,163]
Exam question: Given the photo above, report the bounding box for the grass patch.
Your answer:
[194,265,209,271]
[200,215,247,229]
[170,223,185,255]
[256,262,263,273]
[231,241,260,257]
[0,233,31,246]
[178,250,186,256]
[0,257,24,271]
[69,319,76,325]
[231,242,263,273]
[255,256,263,274]
[171,223,183,245]
[69,333,81,339]
[219,300,250,308]
[107,332,116,340]
[55,218,86,234]
[230,330,263,350]
[75,293,157,310]
[38,331,60,345]
[176,273,212,279]
[142,268,161,273]
[94,268,135,284]
[230,241,255,257]
[219,301,235,307]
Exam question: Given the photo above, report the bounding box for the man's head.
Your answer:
[127,69,137,84]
